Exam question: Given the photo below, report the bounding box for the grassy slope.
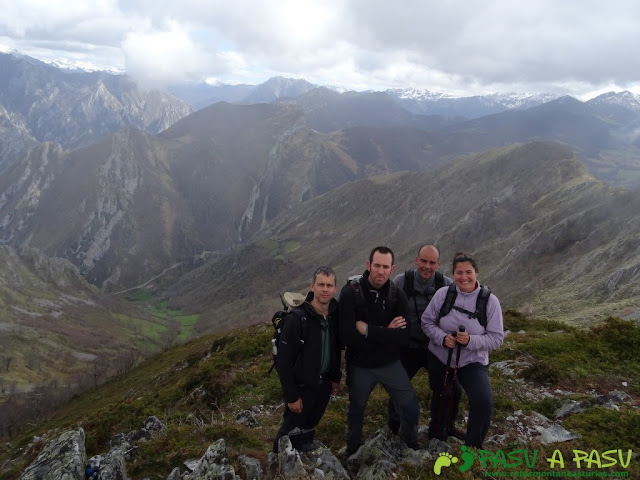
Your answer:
[0,243,204,390]
[1,312,638,479]
[0,289,199,390]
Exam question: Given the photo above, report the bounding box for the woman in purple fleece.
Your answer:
[421,252,504,448]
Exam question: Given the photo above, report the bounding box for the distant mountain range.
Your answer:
[166,76,318,109]
[162,74,640,187]
[3,49,640,185]
[168,76,566,119]
[386,89,562,118]
[166,75,640,122]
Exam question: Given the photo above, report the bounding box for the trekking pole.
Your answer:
[443,325,466,441]
[433,329,457,440]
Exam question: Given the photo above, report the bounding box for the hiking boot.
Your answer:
[387,422,399,435]
[406,441,420,451]
[344,446,359,460]
[288,428,315,451]
[447,426,466,441]
[298,440,322,452]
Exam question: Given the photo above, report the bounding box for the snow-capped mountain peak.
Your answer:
[587,91,640,112]
[387,87,458,101]
[45,57,124,75]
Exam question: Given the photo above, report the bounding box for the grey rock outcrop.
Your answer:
[238,454,262,480]
[166,467,182,480]
[236,410,258,427]
[19,428,86,480]
[276,436,307,478]
[96,448,129,480]
[346,446,395,480]
[537,424,581,445]
[269,435,348,479]
[144,415,167,434]
[345,427,432,480]
[300,447,349,479]
[183,438,240,480]
[109,415,166,459]
[19,416,168,480]
[492,360,532,376]
[554,400,589,419]
[595,390,631,410]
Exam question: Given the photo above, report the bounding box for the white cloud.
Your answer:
[0,0,120,37]
[2,0,640,96]
[0,37,16,53]
[121,20,215,87]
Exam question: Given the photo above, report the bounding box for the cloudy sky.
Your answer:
[1,0,639,99]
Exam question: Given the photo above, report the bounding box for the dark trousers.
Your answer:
[387,347,463,434]
[427,349,492,448]
[273,380,331,452]
[346,361,419,453]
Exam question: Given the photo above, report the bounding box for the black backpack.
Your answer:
[438,283,492,328]
[268,293,307,374]
[403,270,445,316]
[346,274,397,312]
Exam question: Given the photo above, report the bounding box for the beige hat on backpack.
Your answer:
[281,292,305,309]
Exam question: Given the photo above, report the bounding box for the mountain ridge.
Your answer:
[161,141,640,332]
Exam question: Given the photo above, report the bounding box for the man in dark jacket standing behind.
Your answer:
[339,246,419,458]
[273,266,341,453]
[388,244,464,439]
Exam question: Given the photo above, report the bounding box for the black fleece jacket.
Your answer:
[338,271,409,368]
[275,292,341,404]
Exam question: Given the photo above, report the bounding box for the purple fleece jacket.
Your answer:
[421,283,504,367]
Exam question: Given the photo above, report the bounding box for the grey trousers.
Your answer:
[346,360,420,452]
[387,347,463,435]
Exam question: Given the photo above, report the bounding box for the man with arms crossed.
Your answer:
[339,246,419,457]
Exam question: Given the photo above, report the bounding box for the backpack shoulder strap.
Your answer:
[350,280,365,309]
[402,269,415,298]
[475,285,491,329]
[288,306,307,329]
[350,276,396,309]
[388,280,397,305]
[438,283,458,323]
[434,271,445,290]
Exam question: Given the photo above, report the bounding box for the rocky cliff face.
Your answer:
[0,129,195,289]
[0,104,38,168]
[0,52,194,171]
